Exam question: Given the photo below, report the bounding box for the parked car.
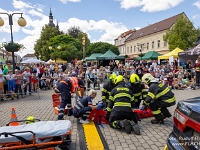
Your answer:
[164,97,200,150]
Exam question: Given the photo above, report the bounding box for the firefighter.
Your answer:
[141,73,176,124]
[54,76,72,120]
[128,73,147,108]
[73,89,103,124]
[104,75,140,135]
[101,73,117,107]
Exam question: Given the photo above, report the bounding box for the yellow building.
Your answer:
[115,12,188,58]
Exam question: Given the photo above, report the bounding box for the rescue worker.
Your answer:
[54,76,72,120]
[101,73,117,107]
[66,76,85,99]
[73,89,103,124]
[104,75,140,135]
[66,76,85,115]
[141,73,176,124]
[128,73,147,108]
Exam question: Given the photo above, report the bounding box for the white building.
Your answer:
[22,54,37,61]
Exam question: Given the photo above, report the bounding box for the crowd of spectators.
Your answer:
[0,56,199,101]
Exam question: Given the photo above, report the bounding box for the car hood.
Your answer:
[177,97,200,123]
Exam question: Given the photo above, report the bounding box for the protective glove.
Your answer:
[97,103,103,110]
[104,112,110,121]
[141,101,149,110]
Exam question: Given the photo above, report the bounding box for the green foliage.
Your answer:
[86,42,119,56]
[163,14,200,51]
[34,25,59,61]
[48,34,83,62]
[67,26,82,38]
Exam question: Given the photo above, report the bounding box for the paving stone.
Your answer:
[0,89,199,150]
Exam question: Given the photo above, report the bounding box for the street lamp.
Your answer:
[49,45,61,62]
[82,36,86,60]
[136,43,146,60]
[0,12,26,73]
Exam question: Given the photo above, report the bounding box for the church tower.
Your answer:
[48,7,55,27]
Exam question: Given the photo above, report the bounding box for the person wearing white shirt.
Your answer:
[152,60,157,71]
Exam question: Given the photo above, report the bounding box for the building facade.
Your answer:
[22,54,37,61]
[121,12,187,58]
[114,30,135,56]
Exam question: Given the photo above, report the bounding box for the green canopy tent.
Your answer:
[85,53,103,61]
[135,57,143,60]
[97,50,125,60]
[142,51,161,60]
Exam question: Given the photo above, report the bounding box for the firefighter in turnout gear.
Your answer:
[128,74,147,108]
[142,73,176,124]
[101,73,117,107]
[104,75,140,135]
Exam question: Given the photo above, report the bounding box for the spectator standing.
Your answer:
[135,65,143,79]
[194,58,200,88]
[7,70,15,100]
[152,60,157,71]
[14,69,22,99]
[22,67,32,95]
[0,63,4,101]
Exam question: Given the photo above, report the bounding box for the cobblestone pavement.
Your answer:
[0,89,199,150]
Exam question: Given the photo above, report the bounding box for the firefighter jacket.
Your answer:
[127,83,147,102]
[57,79,72,101]
[106,82,134,113]
[102,81,115,103]
[145,82,176,105]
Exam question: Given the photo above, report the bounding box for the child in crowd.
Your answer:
[31,70,38,92]
[14,69,22,99]
[7,70,15,100]
[167,73,174,89]
[173,78,179,90]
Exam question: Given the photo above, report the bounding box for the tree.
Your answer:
[163,15,200,51]
[48,34,82,62]
[67,26,82,38]
[34,25,59,61]
[86,42,119,56]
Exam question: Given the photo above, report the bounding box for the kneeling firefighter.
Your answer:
[104,75,140,135]
[142,73,176,124]
[128,73,147,108]
[101,73,117,107]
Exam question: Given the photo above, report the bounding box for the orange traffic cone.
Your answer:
[10,107,20,126]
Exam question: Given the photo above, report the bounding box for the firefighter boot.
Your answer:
[161,107,172,119]
[117,119,132,134]
[130,121,140,135]
[151,119,164,124]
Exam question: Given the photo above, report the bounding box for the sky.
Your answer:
[0,0,200,57]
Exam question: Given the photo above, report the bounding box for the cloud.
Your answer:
[193,14,199,19]
[13,0,33,9]
[194,0,200,9]
[120,0,184,12]
[59,0,81,4]
[59,18,128,44]
[1,38,6,43]
[1,0,130,57]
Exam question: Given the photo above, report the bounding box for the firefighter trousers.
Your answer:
[149,100,175,120]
